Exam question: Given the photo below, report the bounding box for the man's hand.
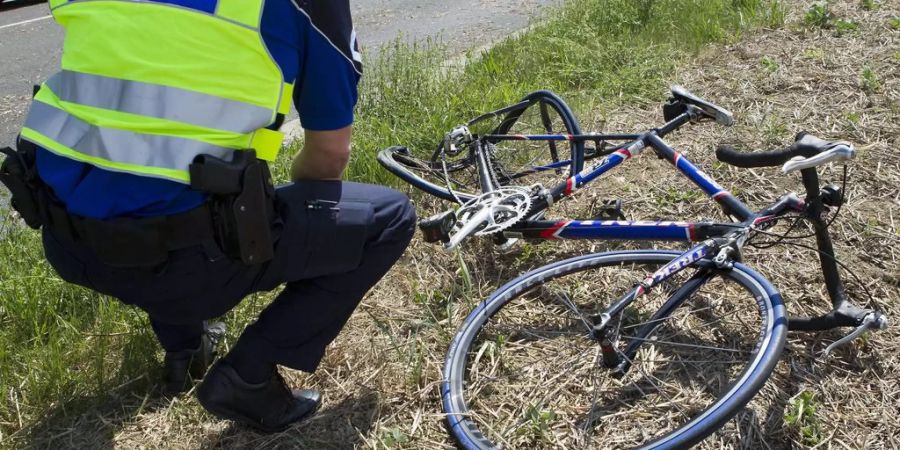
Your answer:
[291,126,352,180]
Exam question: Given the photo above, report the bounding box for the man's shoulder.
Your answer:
[290,0,362,74]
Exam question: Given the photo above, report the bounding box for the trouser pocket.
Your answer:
[302,199,373,279]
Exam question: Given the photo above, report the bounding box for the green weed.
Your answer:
[760,56,780,73]
[803,47,826,59]
[379,427,410,448]
[784,390,822,446]
[861,67,881,93]
[406,337,426,388]
[762,114,789,145]
[833,19,860,35]
[660,188,705,206]
[517,402,557,442]
[804,2,833,28]
[889,17,900,30]
[860,0,878,11]
[844,111,862,129]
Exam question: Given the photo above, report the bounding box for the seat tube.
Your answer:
[474,142,496,194]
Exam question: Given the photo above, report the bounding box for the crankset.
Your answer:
[424,187,531,251]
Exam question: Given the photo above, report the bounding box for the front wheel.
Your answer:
[443,250,786,449]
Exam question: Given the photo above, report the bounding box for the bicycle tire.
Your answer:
[443,250,787,449]
[490,90,584,184]
[377,146,478,203]
[376,91,583,205]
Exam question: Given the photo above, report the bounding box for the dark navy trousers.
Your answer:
[43,181,416,372]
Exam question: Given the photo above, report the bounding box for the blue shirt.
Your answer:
[35,0,362,219]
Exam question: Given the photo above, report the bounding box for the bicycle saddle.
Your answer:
[670,85,734,126]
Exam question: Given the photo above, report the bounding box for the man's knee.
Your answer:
[375,188,416,245]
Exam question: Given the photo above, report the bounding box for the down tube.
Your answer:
[645,134,753,220]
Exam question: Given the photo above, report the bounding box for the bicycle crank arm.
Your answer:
[445,208,492,251]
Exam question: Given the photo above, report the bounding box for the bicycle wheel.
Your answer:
[487,90,584,189]
[377,145,479,204]
[377,91,583,204]
[443,250,786,449]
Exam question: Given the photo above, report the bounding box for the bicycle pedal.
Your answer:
[492,233,519,253]
[419,210,457,244]
[595,199,626,221]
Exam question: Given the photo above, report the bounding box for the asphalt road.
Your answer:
[0,0,553,146]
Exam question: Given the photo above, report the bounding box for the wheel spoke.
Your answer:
[448,253,781,449]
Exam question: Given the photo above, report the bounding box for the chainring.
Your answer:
[454,187,532,236]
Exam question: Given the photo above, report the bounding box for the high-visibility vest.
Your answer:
[20,0,292,184]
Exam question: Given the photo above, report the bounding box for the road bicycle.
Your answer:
[377,87,889,449]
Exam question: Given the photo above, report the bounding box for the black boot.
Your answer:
[196,361,321,433]
[162,322,225,396]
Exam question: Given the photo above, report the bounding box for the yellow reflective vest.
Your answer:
[21,0,291,184]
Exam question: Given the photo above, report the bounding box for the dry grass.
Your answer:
[16,1,900,449]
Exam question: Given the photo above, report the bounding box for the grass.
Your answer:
[861,66,881,93]
[4,0,899,448]
[345,0,786,187]
[784,390,822,446]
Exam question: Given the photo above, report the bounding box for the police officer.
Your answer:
[10,0,416,433]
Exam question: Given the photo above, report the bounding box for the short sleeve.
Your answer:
[294,0,362,131]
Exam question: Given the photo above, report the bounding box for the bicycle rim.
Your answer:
[488,90,583,188]
[443,250,786,449]
[377,146,479,203]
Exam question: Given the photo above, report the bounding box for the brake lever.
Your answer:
[822,311,889,356]
[782,145,855,174]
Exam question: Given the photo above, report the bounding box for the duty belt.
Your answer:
[1,138,276,268]
[44,198,219,268]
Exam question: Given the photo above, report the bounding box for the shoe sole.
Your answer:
[198,396,321,433]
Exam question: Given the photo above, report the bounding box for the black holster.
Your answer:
[0,138,45,229]
[189,151,276,265]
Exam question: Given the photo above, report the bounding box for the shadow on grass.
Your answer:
[17,380,167,449]
[198,388,380,449]
[15,335,164,450]
[17,372,380,449]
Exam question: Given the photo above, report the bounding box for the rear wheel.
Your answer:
[487,90,583,190]
[443,250,786,449]
[376,91,582,204]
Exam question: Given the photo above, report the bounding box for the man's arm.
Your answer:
[290,126,352,180]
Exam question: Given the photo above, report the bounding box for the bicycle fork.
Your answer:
[588,240,725,376]
[786,167,889,354]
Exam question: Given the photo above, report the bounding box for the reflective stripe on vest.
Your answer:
[21,0,291,184]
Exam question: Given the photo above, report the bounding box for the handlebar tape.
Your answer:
[715,132,825,168]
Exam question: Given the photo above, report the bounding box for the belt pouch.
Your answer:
[82,216,168,268]
[0,144,43,229]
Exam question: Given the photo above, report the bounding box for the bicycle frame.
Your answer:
[464,107,878,370]
[494,109,756,242]
[380,94,884,375]
[382,90,887,447]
